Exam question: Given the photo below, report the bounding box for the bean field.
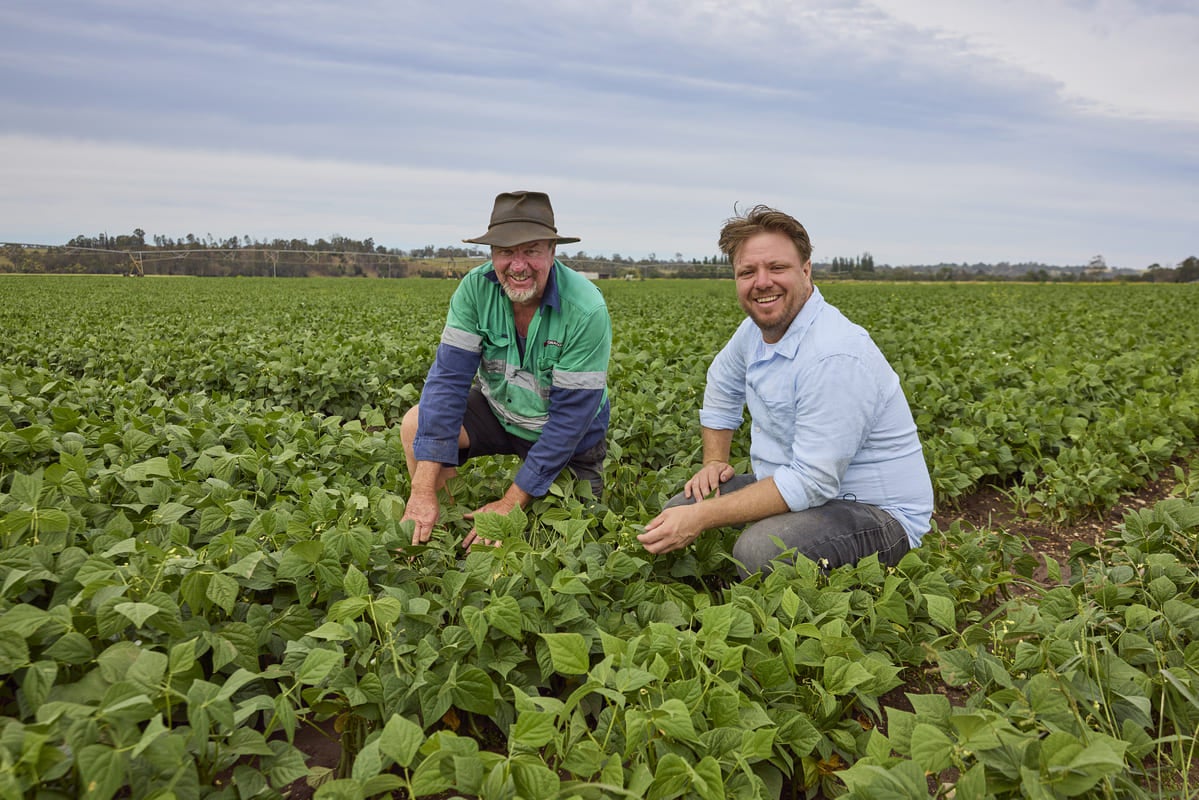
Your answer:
[1,275,1197,799]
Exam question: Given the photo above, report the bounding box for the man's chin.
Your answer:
[504,286,539,303]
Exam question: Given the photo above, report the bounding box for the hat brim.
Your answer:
[463,221,580,248]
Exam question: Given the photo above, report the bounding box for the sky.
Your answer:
[1,1,1196,269]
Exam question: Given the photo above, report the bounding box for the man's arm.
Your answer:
[403,280,483,544]
[638,475,790,554]
[682,427,736,500]
[512,303,611,496]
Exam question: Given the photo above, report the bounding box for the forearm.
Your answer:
[409,460,444,498]
[701,427,735,464]
[691,476,790,529]
[501,482,534,509]
[640,474,790,555]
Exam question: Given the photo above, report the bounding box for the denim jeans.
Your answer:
[664,474,910,578]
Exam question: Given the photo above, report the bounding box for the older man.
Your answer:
[401,191,611,550]
[639,205,933,576]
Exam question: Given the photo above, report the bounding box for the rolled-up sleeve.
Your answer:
[771,354,883,512]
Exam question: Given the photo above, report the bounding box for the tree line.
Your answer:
[1,229,1195,282]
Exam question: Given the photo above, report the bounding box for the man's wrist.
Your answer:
[504,483,534,508]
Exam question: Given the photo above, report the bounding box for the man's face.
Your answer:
[734,231,813,343]
[492,239,555,305]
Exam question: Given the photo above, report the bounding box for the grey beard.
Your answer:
[502,282,538,303]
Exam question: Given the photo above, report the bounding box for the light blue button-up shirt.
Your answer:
[700,286,934,546]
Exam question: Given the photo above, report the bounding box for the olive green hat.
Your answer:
[463,190,580,247]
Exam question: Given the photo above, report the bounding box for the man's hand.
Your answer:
[684,461,734,501]
[462,498,514,551]
[402,490,441,546]
[638,505,706,554]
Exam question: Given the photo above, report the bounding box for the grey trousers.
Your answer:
[664,474,910,578]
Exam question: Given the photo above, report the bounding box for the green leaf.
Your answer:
[484,594,523,640]
[297,648,343,685]
[651,698,698,743]
[647,753,691,800]
[838,760,932,798]
[511,709,557,750]
[9,470,44,505]
[206,573,239,614]
[77,743,126,800]
[21,660,58,713]
[924,594,956,631]
[510,755,559,799]
[122,457,173,482]
[150,502,190,526]
[351,738,384,782]
[45,631,94,665]
[691,756,724,800]
[823,656,873,695]
[1041,732,1127,795]
[113,601,161,628]
[308,621,354,641]
[450,665,497,716]
[0,604,53,638]
[343,564,369,597]
[0,510,34,537]
[378,713,426,768]
[909,723,955,773]
[169,638,198,675]
[126,650,168,692]
[935,648,975,686]
[132,714,170,759]
[541,632,589,675]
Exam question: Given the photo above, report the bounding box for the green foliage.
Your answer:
[0,277,1197,797]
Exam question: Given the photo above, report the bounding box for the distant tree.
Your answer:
[1176,256,1199,283]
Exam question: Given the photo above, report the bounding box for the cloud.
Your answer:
[868,0,1199,124]
[1,0,1196,268]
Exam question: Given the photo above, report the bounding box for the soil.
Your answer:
[281,472,1187,798]
[932,471,1180,573]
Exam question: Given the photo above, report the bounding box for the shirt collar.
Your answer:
[483,260,563,312]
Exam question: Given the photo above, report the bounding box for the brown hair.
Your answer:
[718,205,813,264]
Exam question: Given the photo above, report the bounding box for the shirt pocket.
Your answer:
[536,345,562,377]
[751,395,799,445]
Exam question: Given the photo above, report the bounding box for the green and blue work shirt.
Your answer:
[413,260,611,496]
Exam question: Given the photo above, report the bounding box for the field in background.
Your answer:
[2,276,1198,798]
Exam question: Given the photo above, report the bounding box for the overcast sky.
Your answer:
[2,1,1196,268]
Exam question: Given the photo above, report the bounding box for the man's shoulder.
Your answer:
[804,302,890,368]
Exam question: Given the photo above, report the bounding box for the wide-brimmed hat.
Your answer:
[463,191,580,247]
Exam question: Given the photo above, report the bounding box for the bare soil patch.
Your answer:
[933,471,1180,575]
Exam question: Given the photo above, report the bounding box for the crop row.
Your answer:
[3,278,1198,519]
